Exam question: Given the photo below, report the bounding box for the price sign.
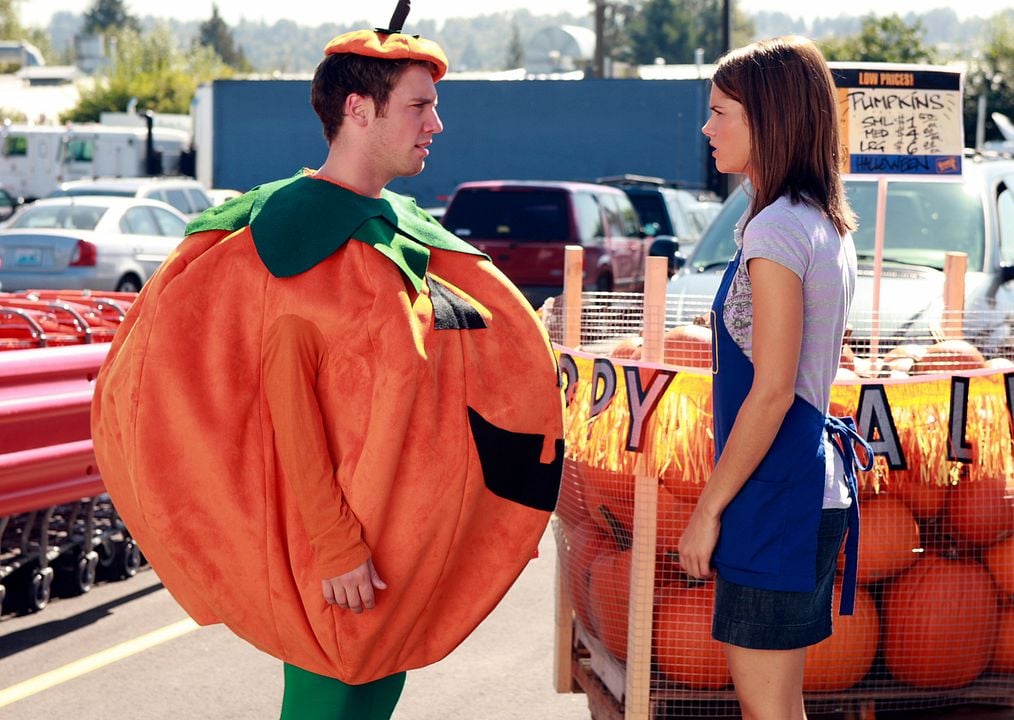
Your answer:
[831,64,964,175]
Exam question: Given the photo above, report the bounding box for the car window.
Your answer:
[443,188,570,242]
[121,206,160,236]
[688,177,987,273]
[163,189,192,215]
[63,187,134,197]
[3,136,27,157]
[10,204,103,230]
[185,187,212,213]
[599,193,641,238]
[63,138,94,163]
[151,206,187,237]
[687,190,745,272]
[574,191,604,246]
[847,180,985,271]
[628,193,671,236]
[998,181,1014,265]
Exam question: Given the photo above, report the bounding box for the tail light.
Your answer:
[69,240,97,267]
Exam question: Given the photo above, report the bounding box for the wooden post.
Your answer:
[554,245,584,693]
[564,246,584,349]
[942,251,967,340]
[624,257,668,719]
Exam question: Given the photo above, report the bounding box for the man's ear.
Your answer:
[345,93,372,127]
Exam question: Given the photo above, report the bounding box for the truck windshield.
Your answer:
[687,177,985,273]
[443,188,570,242]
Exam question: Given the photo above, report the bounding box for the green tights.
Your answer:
[280,663,406,720]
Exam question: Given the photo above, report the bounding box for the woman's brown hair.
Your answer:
[712,35,856,235]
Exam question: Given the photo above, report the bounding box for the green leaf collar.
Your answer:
[185,172,485,292]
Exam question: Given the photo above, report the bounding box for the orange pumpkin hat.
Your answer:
[322,2,448,84]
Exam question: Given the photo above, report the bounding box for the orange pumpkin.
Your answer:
[610,337,641,359]
[563,517,614,637]
[888,477,949,521]
[839,344,856,372]
[911,339,986,374]
[985,534,1014,599]
[663,324,712,369]
[881,343,928,375]
[942,475,1014,549]
[883,555,999,689]
[588,549,631,661]
[653,583,730,689]
[992,606,1014,674]
[557,460,591,530]
[803,583,880,691]
[582,465,636,539]
[854,496,921,584]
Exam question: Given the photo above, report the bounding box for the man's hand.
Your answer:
[322,558,387,613]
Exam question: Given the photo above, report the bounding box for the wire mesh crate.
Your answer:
[550,290,1014,719]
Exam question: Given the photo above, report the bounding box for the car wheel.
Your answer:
[115,275,142,293]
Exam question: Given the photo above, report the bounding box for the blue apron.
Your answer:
[709,249,871,615]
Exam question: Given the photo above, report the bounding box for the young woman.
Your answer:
[678,36,871,720]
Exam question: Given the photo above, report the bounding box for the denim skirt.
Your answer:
[711,508,849,650]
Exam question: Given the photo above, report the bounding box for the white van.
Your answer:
[0,123,191,201]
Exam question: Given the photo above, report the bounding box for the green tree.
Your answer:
[820,14,936,63]
[83,0,140,35]
[963,13,1014,146]
[626,0,695,65]
[0,0,24,39]
[623,0,753,66]
[196,4,250,71]
[505,21,523,69]
[62,24,229,122]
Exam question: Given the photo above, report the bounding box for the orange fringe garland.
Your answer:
[560,351,1014,490]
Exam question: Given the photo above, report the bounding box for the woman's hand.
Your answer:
[678,505,721,580]
[322,557,387,613]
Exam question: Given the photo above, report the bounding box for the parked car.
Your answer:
[441,180,650,307]
[666,156,1014,357]
[0,196,188,292]
[48,177,213,219]
[598,174,721,259]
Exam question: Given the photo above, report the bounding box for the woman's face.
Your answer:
[702,85,751,178]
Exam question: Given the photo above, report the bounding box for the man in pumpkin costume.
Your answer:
[90,4,564,718]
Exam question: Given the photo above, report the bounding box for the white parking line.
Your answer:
[0,617,199,709]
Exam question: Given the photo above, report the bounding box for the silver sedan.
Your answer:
[0,196,188,292]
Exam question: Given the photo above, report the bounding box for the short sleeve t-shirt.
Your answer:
[723,194,857,507]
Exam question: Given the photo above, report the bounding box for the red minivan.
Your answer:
[441,180,647,308]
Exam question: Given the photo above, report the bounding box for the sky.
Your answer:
[20,0,1014,28]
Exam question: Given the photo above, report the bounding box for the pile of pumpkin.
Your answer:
[558,454,1014,695]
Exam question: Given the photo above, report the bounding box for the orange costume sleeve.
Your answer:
[262,315,370,578]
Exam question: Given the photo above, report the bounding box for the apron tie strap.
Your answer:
[825,415,874,616]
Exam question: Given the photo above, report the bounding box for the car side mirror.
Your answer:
[0,188,19,222]
[648,236,680,278]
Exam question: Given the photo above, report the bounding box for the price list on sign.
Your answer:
[831,64,964,175]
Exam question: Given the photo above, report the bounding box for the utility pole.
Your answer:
[722,0,732,55]
[593,0,606,78]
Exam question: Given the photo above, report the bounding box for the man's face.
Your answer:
[368,64,443,182]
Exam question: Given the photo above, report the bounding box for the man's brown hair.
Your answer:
[712,35,856,235]
[310,54,437,144]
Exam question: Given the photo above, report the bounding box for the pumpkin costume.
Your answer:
[90,12,564,712]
